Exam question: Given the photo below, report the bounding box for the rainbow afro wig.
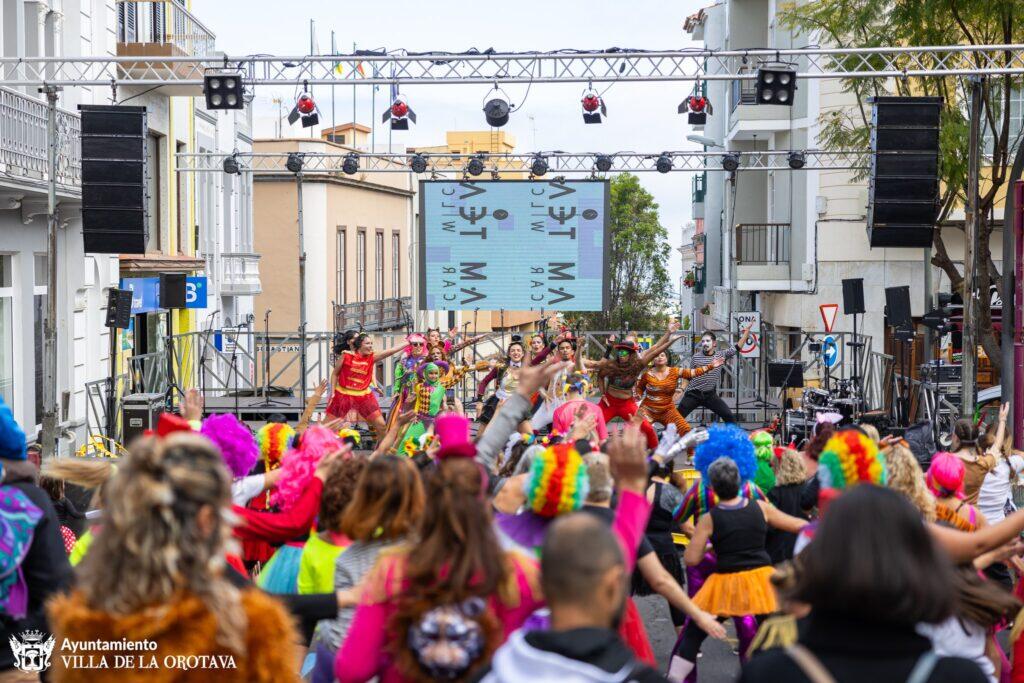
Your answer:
[270,425,345,510]
[695,424,757,485]
[200,413,258,479]
[256,422,295,471]
[750,431,776,493]
[926,452,965,500]
[817,428,886,494]
[524,443,589,518]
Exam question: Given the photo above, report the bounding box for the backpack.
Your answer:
[0,484,43,619]
[407,596,489,680]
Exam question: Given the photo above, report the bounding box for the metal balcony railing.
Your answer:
[334,297,412,332]
[0,87,81,192]
[735,223,791,265]
[731,69,757,111]
[692,171,706,204]
[117,0,216,58]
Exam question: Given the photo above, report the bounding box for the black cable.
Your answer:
[117,85,162,105]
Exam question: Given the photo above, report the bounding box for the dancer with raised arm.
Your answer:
[326,332,406,440]
[677,324,754,425]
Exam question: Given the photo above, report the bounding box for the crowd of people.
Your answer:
[4,322,1024,683]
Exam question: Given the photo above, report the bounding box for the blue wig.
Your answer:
[694,423,756,484]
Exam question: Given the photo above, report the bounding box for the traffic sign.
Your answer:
[822,335,839,368]
[733,311,761,358]
[819,303,839,333]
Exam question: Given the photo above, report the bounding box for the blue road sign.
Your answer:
[822,335,839,368]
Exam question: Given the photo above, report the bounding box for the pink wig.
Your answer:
[200,413,258,479]
[403,333,428,357]
[926,452,966,499]
[269,425,344,510]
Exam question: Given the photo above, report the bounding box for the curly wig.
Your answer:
[817,429,886,493]
[751,430,777,493]
[773,448,808,487]
[200,413,258,479]
[886,444,936,522]
[695,423,757,485]
[256,422,295,471]
[270,425,345,510]
[524,443,589,518]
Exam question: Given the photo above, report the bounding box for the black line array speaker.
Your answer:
[885,285,913,330]
[159,273,187,309]
[842,278,865,315]
[79,105,148,254]
[867,96,942,248]
[105,288,133,329]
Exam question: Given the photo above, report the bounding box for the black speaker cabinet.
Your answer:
[867,96,942,248]
[79,105,148,254]
[105,288,133,329]
[768,360,805,388]
[885,285,913,330]
[842,278,866,315]
[159,273,187,309]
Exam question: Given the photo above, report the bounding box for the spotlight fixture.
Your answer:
[678,82,712,125]
[581,88,607,124]
[287,91,320,128]
[382,94,417,130]
[285,153,303,174]
[756,67,796,106]
[483,88,511,128]
[787,151,806,169]
[222,154,241,175]
[655,154,673,174]
[466,155,485,177]
[204,70,244,110]
[341,153,359,175]
[721,153,740,172]
[594,154,613,173]
[410,154,428,174]
[530,155,549,177]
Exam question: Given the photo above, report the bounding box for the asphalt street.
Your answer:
[636,594,741,683]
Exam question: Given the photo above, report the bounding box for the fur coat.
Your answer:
[46,587,301,682]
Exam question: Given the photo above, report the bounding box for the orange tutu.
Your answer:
[692,566,777,616]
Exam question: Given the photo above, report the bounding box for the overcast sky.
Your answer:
[193,0,709,288]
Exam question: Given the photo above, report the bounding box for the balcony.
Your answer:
[220,252,262,296]
[735,223,792,289]
[116,0,215,92]
[0,86,81,196]
[728,69,793,141]
[334,297,412,332]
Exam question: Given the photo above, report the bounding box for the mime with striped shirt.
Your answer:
[677,324,754,424]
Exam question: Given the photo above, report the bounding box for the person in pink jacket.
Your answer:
[334,423,653,683]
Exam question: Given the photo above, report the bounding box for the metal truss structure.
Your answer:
[2,44,1024,87]
[177,150,868,174]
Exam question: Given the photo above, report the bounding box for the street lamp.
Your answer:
[687,134,724,149]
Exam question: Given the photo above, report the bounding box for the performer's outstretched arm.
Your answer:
[639,319,682,365]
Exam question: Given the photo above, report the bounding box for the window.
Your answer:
[356,230,366,302]
[375,231,384,300]
[392,232,401,297]
[0,256,13,409]
[985,86,1024,157]
[146,132,162,252]
[118,1,138,42]
[336,229,346,304]
[33,254,47,426]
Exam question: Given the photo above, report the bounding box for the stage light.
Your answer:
[756,68,796,106]
[222,154,241,175]
[410,154,428,174]
[285,153,303,174]
[382,94,417,130]
[721,153,740,172]
[287,92,320,128]
[678,83,713,125]
[595,154,613,173]
[656,154,673,174]
[342,153,359,175]
[483,95,511,128]
[466,155,485,177]
[787,151,806,169]
[581,88,607,124]
[530,155,549,177]
[204,70,244,110]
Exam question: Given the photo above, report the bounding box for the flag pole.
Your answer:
[331,30,336,137]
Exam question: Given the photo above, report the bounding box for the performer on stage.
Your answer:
[326,333,406,439]
[637,349,723,435]
[676,324,754,425]
[532,333,582,433]
[587,320,682,449]
[475,335,554,433]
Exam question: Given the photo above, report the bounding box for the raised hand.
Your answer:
[517,360,573,399]
[315,443,352,481]
[180,388,204,422]
[606,426,649,495]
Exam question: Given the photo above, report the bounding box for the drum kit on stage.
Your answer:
[781,380,865,445]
